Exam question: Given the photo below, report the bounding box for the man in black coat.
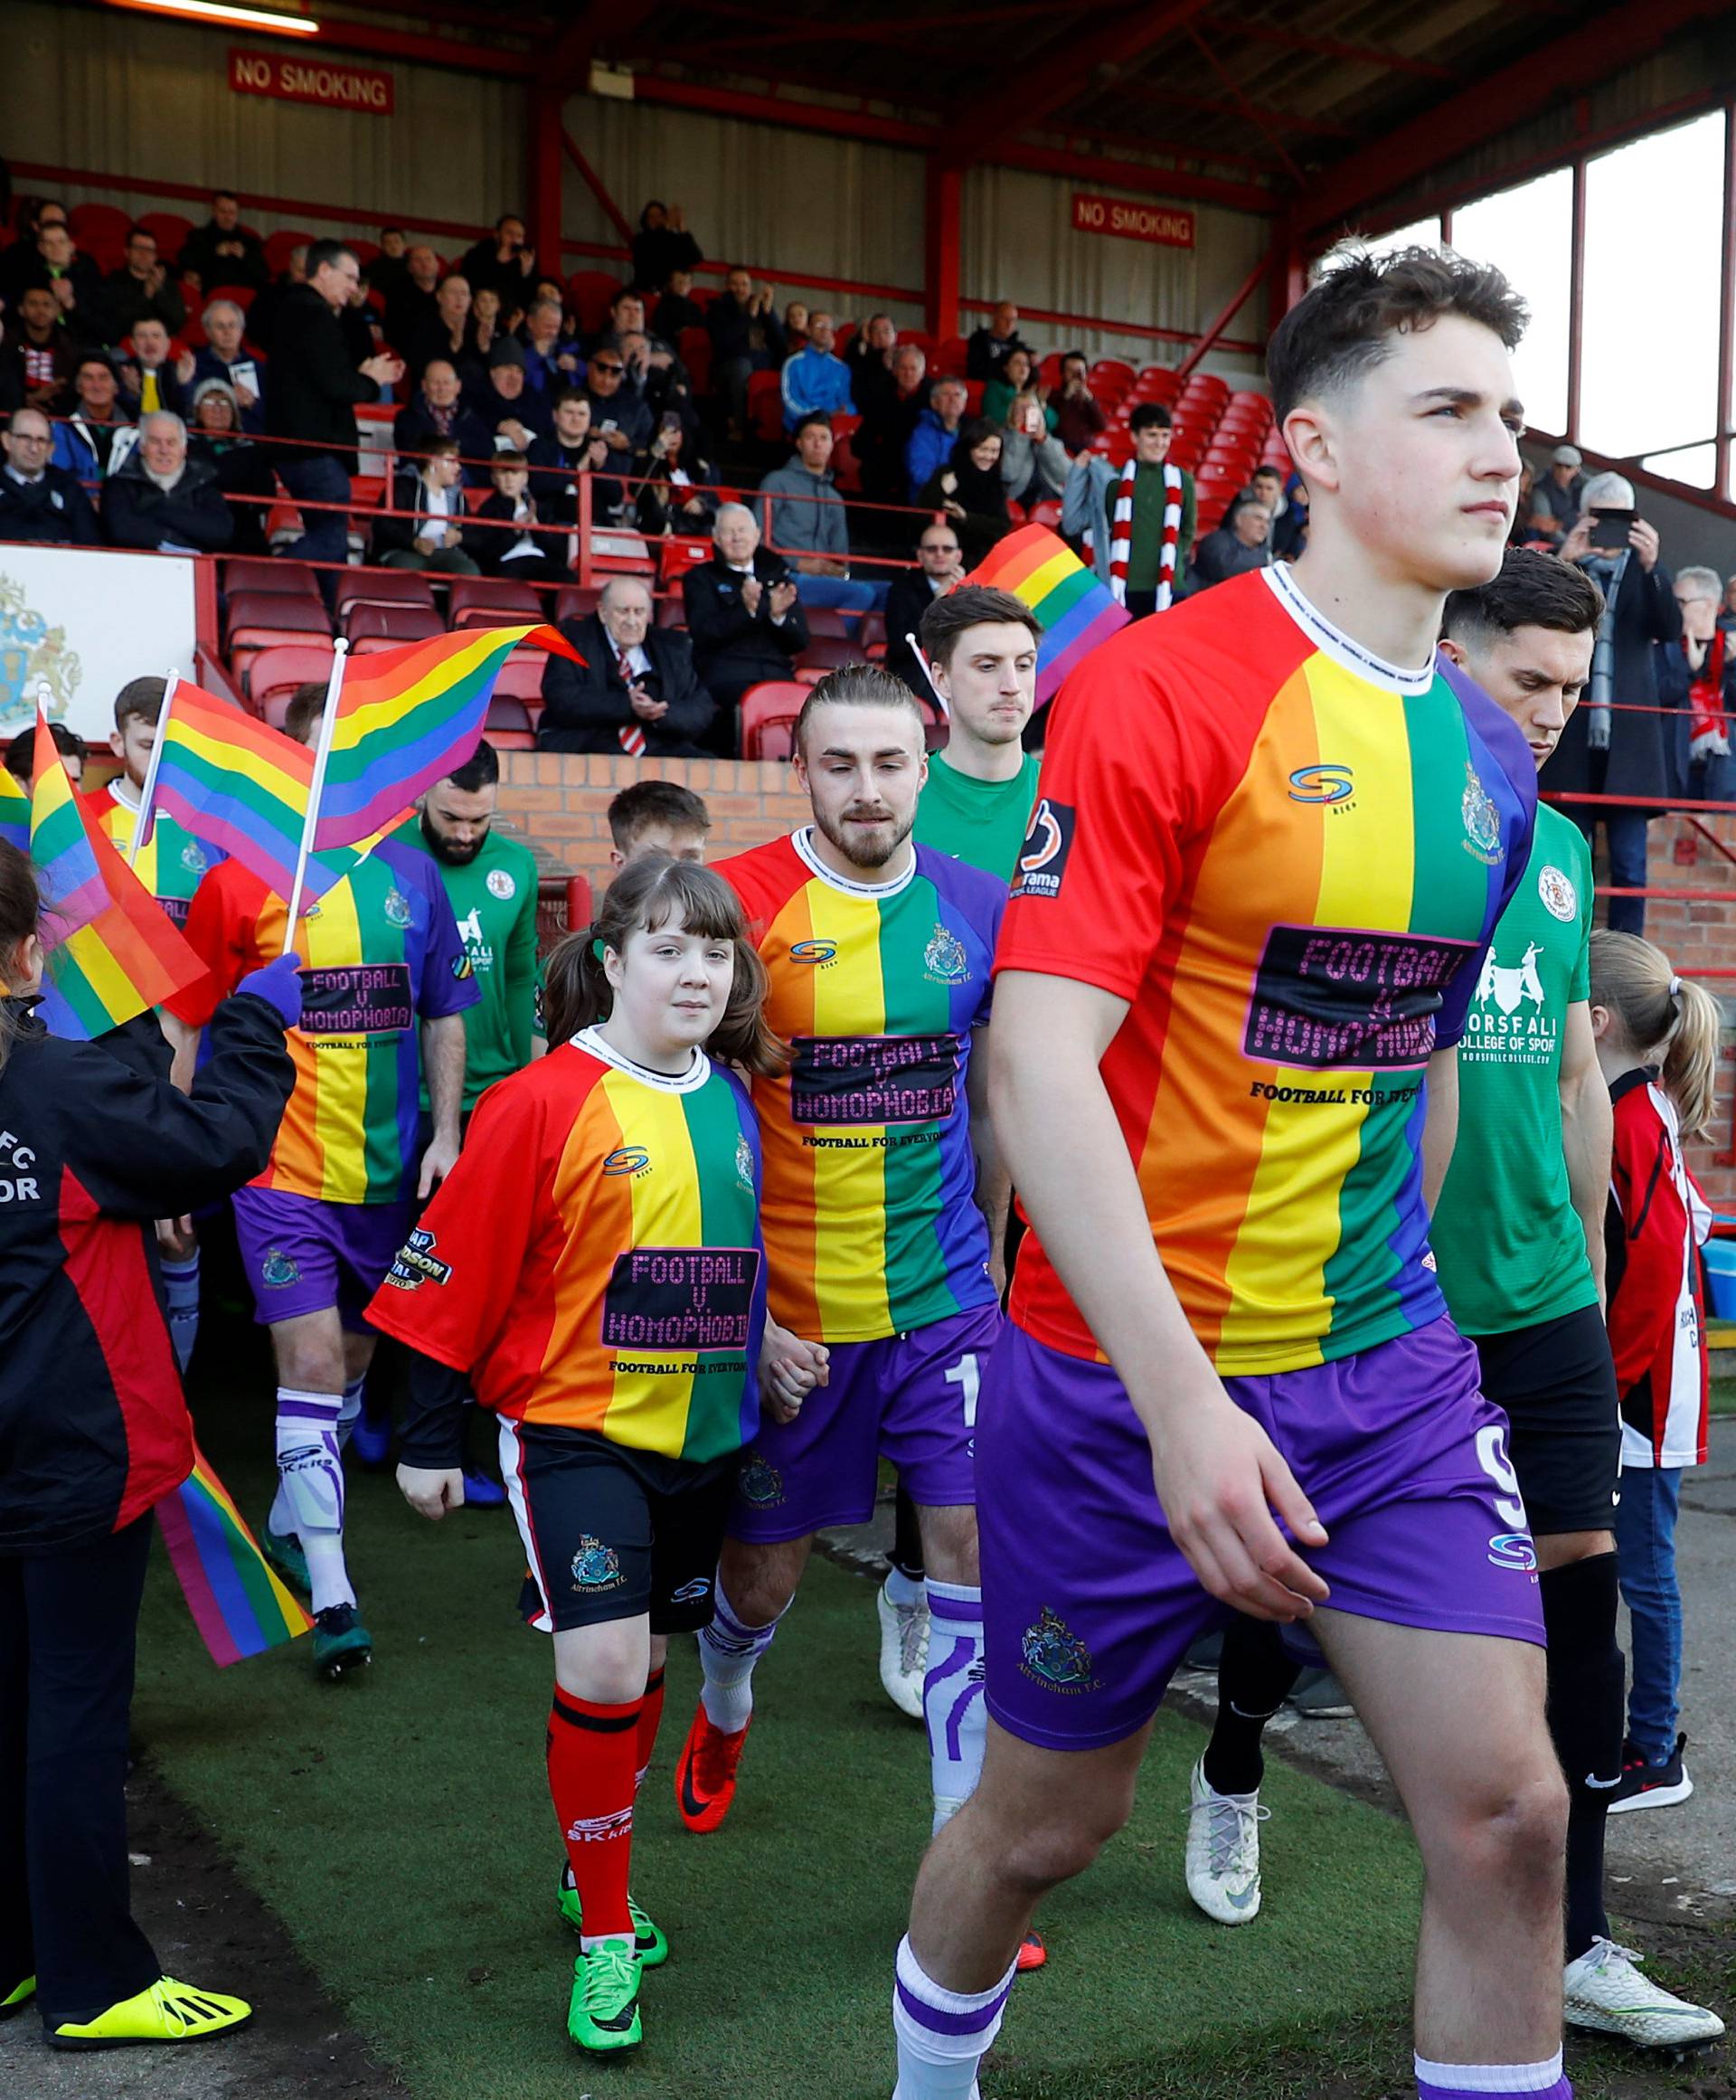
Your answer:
[94,225,187,345]
[0,407,99,544]
[681,503,808,753]
[392,360,494,486]
[883,518,963,695]
[177,192,269,294]
[706,267,786,435]
[102,412,233,553]
[264,239,402,586]
[539,577,714,756]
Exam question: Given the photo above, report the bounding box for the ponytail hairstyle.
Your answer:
[1588,927,1722,1140]
[542,856,787,1077]
[0,841,42,1078]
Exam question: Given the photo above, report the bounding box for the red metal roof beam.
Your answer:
[1204,11,1462,81]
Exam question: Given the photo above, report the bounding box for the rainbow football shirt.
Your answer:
[366,1028,766,1463]
[998,563,1536,1375]
[718,828,1005,1344]
[173,839,478,1205]
[85,781,223,927]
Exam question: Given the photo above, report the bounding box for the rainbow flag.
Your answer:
[961,524,1129,703]
[156,1443,312,1666]
[0,762,29,852]
[314,624,580,850]
[29,713,208,1038]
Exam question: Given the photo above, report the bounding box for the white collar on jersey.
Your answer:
[1261,563,1436,696]
[790,822,917,899]
[571,1024,712,1093]
[107,775,142,811]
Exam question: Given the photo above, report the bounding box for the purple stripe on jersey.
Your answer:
[895,1977,1012,2038]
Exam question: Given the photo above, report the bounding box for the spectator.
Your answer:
[919,418,1011,566]
[580,344,652,465]
[519,298,582,395]
[1052,350,1106,456]
[681,502,808,749]
[1062,400,1196,614]
[393,359,493,484]
[118,316,193,419]
[5,718,86,787]
[845,314,900,414]
[636,418,718,538]
[528,387,619,541]
[265,237,403,587]
[966,300,1033,383]
[590,289,650,359]
[470,284,505,362]
[630,202,702,294]
[758,413,878,620]
[405,273,478,390]
[0,199,64,307]
[188,380,273,554]
[382,243,439,359]
[344,261,382,375]
[906,374,968,503]
[467,338,552,449]
[857,342,929,511]
[0,405,99,544]
[243,242,306,355]
[190,299,265,433]
[1535,443,1585,537]
[783,299,809,352]
[5,221,104,335]
[1660,565,1736,806]
[779,309,854,430]
[1540,473,1683,935]
[375,433,481,575]
[982,345,1052,433]
[4,284,78,411]
[457,214,539,307]
[652,267,704,342]
[370,225,410,302]
[997,391,1070,507]
[96,225,186,344]
[1189,495,1272,590]
[1248,462,1305,559]
[51,353,137,481]
[102,409,233,554]
[707,267,785,435]
[604,778,711,866]
[540,574,713,755]
[1721,574,1736,633]
[177,191,269,294]
[883,519,964,695]
[462,448,568,583]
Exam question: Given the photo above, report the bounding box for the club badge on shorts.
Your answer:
[1018,1606,1101,1694]
[571,1536,624,1591]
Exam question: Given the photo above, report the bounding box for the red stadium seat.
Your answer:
[748,369,785,444]
[249,643,336,722]
[264,230,316,276]
[677,326,712,394]
[797,635,865,675]
[554,584,604,624]
[1090,358,1136,393]
[1027,497,1064,529]
[567,270,624,336]
[139,212,193,259]
[1038,354,1065,390]
[739,682,810,761]
[659,537,711,585]
[446,577,544,629]
[963,380,986,416]
[857,610,886,651]
[656,594,685,629]
[226,591,331,644]
[484,695,535,749]
[335,569,436,621]
[204,283,259,317]
[801,606,851,639]
[70,203,130,261]
[223,557,320,600]
[345,603,445,644]
[489,657,547,705]
[937,337,971,377]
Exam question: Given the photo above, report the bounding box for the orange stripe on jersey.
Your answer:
[541,1083,634,1433]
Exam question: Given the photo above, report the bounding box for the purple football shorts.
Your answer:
[979,1314,1544,1752]
[726,1302,1001,1542]
[232,1186,412,1332]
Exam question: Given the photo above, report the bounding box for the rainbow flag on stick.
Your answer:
[0,763,28,853]
[960,524,1129,703]
[156,1443,312,1666]
[29,711,208,1038]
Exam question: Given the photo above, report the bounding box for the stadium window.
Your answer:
[1450,170,1571,438]
[1640,441,1717,492]
[1360,217,1443,257]
[1580,112,1725,474]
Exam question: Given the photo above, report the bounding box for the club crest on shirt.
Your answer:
[1460,762,1503,865]
[736,1451,784,1507]
[923,922,969,985]
[1537,865,1577,921]
[1018,1606,1100,1694]
[382,886,412,928]
[735,1132,755,1190]
[181,839,209,875]
[486,867,516,900]
[259,1246,299,1289]
[570,1536,624,1591]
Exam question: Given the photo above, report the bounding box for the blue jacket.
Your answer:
[779,347,854,430]
[905,410,963,506]
[51,412,138,485]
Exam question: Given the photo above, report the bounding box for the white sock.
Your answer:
[697,1577,785,1734]
[336,1375,365,1451]
[924,1582,986,1836]
[884,1565,924,1610]
[892,1934,1014,2100]
[274,1388,355,1615]
[161,1252,200,1373]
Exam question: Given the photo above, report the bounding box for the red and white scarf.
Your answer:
[1109,459,1183,610]
[1687,628,1729,762]
[617,644,646,756]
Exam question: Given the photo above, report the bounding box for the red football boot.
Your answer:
[674,1703,752,1833]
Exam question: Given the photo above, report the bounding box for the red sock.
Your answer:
[636,1666,666,1793]
[547,1685,639,1944]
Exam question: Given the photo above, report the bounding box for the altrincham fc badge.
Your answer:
[1460,762,1503,865]
[382,887,412,929]
[923,922,969,985]
[1018,1606,1101,1693]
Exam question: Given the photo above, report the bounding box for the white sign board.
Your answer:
[0,545,199,745]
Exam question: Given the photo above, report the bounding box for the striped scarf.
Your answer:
[1109,459,1183,610]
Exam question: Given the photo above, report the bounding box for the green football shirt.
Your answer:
[913,750,1041,884]
[395,819,542,1111]
[1432,802,1598,1336]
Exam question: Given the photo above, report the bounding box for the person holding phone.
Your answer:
[1540,471,1682,934]
[996,388,1070,506]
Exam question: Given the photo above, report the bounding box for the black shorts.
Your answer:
[1472,1303,1622,1537]
[499,1418,741,1635]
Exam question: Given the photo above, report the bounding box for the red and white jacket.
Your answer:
[1605,1067,1711,1469]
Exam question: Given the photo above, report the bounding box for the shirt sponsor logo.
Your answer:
[789,1033,959,1125]
[1287,762,1355,805]
[1244,925,1472,1071]
[602,1145,652,1178]
[1476,941,1543,1017]
[1538,864,1577,921]
[486,867,517,900]
[297,962,413,1036]
[1486,1530,1539,1573]
[0,1131,40,1205]
[1010,797,1074,901]
[1460,762,1504,865]
[600,1244,761,1352]
[382,1226,451,1291]
[788,939,837,964]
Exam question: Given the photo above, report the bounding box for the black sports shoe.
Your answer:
[1607,1733,1693,1814]
[312,1603,373,1680]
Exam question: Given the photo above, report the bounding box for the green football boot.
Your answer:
[556,1865,668,1966]
[567,1940,642,2055]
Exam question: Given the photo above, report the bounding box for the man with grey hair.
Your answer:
[906,375,969,503]
[103,411,234,553]
[681,503,809,751]
[192,298,265,432]
[1662,563,1736,806]
[539,573,714,755]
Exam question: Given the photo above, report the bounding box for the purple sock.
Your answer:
[1415,2053,1570,2100]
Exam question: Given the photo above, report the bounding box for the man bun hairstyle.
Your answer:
[793,664,926,754]
[920,584,1042,672]
[1268,244,1528,425]
[1442,546,1606,646]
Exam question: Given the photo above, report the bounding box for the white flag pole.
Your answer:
[281,639,349,953]
[128,667,178,866]
[908,634,948,716]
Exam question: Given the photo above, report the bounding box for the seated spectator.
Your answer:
[629,333,703,452]
[759,414,878,619]
[520,298,582,394]
[906,374,969,503]
[1536,444,1584,536]
[1189,495,1272,591]
[919,419,1012,565]
[188,380,273,555]
[845,314,899,414]
[51,353,137,481]
[983,345,1053,433]
[405,273,479,390]
[382,242,440,358]
[540,574,713,756]
[96,224,186,344]
[681,503,808,751]
[370,225,410,301]
[6,220,104,337]
[581,345,653,467]
[120,316,193,418]
[244,242,307,354]
[458,214,540,308]
[883,519,964,695]
[102,410,233,553]
[528,388,621,538]
[783,300,809,352]
[462,448,569,583]
[392,359,494,485]
[374,434,480,574]
[779,310,854,430]
[470,284,506,363]
[651,268,704,342]
[1052,350,1105,456]
[636,419,718,538]
[0,199,68,308]
[630,202,702,295]
[0,407,98,544]
[467,338,552,449]
[190,298,265,433]
[5,718,87,788]
[1660,564,1736,805]
[177,191,269,294]
[1721,574,1736,635]
[1248,462,1305,559]
[967,301,1033,383]
[707,267,785,435]
[4,284,78,411]
[998,391,1069,506]
[857,342,929,511]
